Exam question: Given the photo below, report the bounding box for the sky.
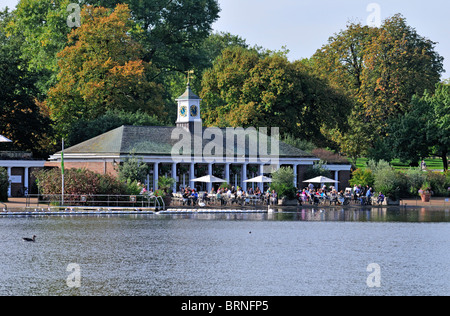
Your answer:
[1,0,449,78]
[212,0,450,79]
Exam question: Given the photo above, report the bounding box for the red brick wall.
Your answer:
[45,161,118,177]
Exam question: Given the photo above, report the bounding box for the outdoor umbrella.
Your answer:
[303,176,339,184]
[190,175,227,183]
[244,175,272,183]
[0,135,12,142]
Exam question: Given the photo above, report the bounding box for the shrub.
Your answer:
[0,167,9,202]
[350,169,375,187]
[371,161,408,201]
[271,167,296,199]
[33,168,127,196]
[405,168,427,196]
[425,171,447,196]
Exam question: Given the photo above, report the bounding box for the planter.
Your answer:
[278,198,298,206]
[421,193,431,202]
[386,198,400,206]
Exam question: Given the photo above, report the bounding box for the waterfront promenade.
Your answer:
[2,197,449,211]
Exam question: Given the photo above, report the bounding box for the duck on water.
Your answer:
[23,235,36,242]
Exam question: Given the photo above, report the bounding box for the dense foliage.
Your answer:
[33,168,128,196]
[271,167,296,199]
[0,167,9,202]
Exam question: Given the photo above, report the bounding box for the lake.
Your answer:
[0,207,448,296]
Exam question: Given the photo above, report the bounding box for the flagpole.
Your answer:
[61,138,65,206]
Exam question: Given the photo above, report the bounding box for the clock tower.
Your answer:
[176,79,202,132]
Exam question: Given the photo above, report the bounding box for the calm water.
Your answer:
[0,208,449,296]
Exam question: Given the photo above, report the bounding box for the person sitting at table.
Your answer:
[216,189,225,206]
[330,190,338,205]
[255,186,261,197]
[191,189,198,205]
[202,191,210,205]
[377,192,385,205]
[182,189,190,205]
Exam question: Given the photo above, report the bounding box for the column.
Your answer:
[7,167,11,197]
[293,164,298,188]
[259,164,265,192]
[225,163,230,185]
[207,163,213,192]
[171,163,177,192]
[189,162,195,189]
[241,163,247,191]
[24,167,29,195]
[153,162,159,191]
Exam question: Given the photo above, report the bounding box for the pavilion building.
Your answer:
[46,84,351,192]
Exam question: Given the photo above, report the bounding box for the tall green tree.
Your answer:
[310,14,444,157]
[6,0,74,96]
[46,4,165,139]
[0,8,53,157]
[200,47,352,146]
[86,0,220,72]
[387,83,450,171]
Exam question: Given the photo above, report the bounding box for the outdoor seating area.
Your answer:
[171,190,267,207]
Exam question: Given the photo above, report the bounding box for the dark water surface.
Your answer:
[0,208,448,296]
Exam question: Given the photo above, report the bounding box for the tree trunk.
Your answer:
[442,151,448,172]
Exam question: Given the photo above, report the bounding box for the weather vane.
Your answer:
[186,70,194,85]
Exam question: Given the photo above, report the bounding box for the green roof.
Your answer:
[62,125,316,159]
[176,84,201,100]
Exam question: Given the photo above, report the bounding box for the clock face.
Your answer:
[190,105,198,117]
[180,105,187,117]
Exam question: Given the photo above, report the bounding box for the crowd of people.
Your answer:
[171,183,386,207]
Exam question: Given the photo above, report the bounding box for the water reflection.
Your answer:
[164,207,450,223]
[270,207,450,222]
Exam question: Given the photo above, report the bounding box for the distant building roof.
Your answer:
[59,125,315,159]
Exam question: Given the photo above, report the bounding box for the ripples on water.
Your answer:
[0,208,448,296]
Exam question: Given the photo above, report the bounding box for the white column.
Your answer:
[153,162,159,191]
[24,167,29,194]
[207,163,213,192]
[259,164,265,192]
[225,163,230,185]
[171,163,177,192]
[293,164,298,188]
[189,162,195,189]
[7,167,11,197]
[242,163,247,191]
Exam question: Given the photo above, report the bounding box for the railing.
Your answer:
[25,194,166,210]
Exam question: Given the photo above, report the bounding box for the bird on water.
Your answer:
[23,235,36,242]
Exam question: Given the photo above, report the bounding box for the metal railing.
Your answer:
[25,194,165,210]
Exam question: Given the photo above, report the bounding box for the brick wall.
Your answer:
[45,161,119,177]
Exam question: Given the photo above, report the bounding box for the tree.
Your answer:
[310,14,444,156]
[6,0,74,96]
[46,4,165,139]
[0,8,54,157]
[86,0,220,72]
[67,109,163,147]
[200,47,352,146]
[388,83,450,171]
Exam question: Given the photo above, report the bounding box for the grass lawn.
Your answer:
[355,158,445,171]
